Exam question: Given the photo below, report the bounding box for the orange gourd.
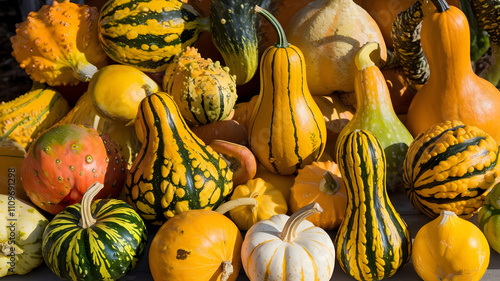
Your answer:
[289,161,347,230]
[406,0,500,143]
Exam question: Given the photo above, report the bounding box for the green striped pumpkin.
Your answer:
[335,129,411,281]
[98,0,208,73]
[125,91,233,225]
[403,120,500,219]
[42,182,148,281]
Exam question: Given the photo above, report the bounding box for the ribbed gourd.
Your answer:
[247,6,326,175]
[335,130,412,281]
[10,0,109,86]
[335,42,413,192]
[163,46,237,125]
[98,0,208,73]
[0,82,70,150]
[125,92,233,225]
[403,120,500,218]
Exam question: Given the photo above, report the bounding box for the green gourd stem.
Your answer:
[78,181,103,229]
[320,171,341,195]
[278,203,322,242]
[254,5,290,48]
[355,42,380,71]
[431,0,450,13]
[215,197,258,214]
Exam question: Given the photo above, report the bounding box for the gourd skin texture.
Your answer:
[248,7,327,175]
[125,92,233,224]
[0,195,49,277]
[478,183,500,254]
[412,210,490,281]
[285,0,387,95]
[42,198,148,281]
[149,209,243,281]
[0,140,30,201]
[335,130,411,281]
[99,0,206,72]
[10,0,108,86]
[406,4,500,143]
[0,83,70,150]
[403,120,500,218]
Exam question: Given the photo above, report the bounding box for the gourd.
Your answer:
[42,182,148,281]
[289,160,347,230]
[412,210,490,281]
[335,130,412,281]
[403,120,500,218]
[21,124,126,215]
[125,91,233,225]
[478,182,500,254]
[149,205,243,281]
[0,195,49,277]
[10,0,109,86]
[248,6,327,175]
[241,203,336,281]
[88,64,160,125]
[405,0,500,143]
[209,0,262,85]
[217,177,288,231]
[98,0,209,73]
[0,82,70,149]
[0,140,29,201]
[163,46,237,125]
[57,91,141,168]
[335,42,414,192]
[253,162,295,202]
[190,119,248,146]
[285,0,387,95]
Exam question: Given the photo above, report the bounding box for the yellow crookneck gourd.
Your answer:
[406,0,500,143]
[248,6,327,176]
[335,42,413,191]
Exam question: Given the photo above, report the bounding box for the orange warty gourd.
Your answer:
[406,0,500,143]
[11,0,108,86]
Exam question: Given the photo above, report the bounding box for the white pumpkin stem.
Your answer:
[220,260,233,281]
[438,210,457,227]
[78,181,104,229]
[279,203,323,242]
[215,197,258,215]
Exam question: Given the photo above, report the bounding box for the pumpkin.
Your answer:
[21,124,125,215]
[403,120,500,218]
[0,195,49,277]
[0,82,70,150]
[10,0,109,86]
[88,64,160,125]
[253,162,295,202]
[42,182,148,281]
[406,0,500,143]
[190,119,248,146]
[335,129,412,281]
[208,139,257,187]
[289,160,347,230]
[412,210,490,281]
[335,42,414,192]
[126,91,233,224]
[163,46,237,125]
[479,182,500,254]
[216,177,288,231]
[0,140,29,201]
[285,0,387,95]
[149,207,243,281]
[248,6,326,175]
[98,0,208,73]
[241,203,336,281]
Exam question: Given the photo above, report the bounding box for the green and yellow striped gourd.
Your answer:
[125,91,233,225]
[42,182,148,281]
[403,120,500,218]
[98,0,209,73]
[335,129,412,281]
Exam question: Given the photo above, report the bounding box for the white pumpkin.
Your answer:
[0,195,49,277]
[241,203,335,281]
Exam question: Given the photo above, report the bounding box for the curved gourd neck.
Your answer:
[255,5,290,48]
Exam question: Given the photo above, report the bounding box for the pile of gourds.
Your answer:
[1,0,500,280]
